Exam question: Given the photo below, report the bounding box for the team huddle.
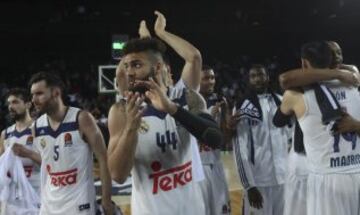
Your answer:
[1,11,360,215]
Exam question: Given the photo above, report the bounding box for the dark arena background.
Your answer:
[1,0,360,128]
[1,0,360,214]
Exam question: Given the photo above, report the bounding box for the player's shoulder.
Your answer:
[282,89,304,105]
[110,100,126,112]
[341,64,359,73]
[0,129,5,138]
[108,101,127,122]
[284,88,304,97]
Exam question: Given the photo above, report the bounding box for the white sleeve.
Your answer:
[169,79,187,102]
[232,120,256,190]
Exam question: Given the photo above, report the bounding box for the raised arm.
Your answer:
[107,93,143,184]
[138,20,151,38]
[154,11,202,90]
[78,111,113,215]
[279,68,360,90]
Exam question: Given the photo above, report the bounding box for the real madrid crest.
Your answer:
[138,120,149,134]
[40,138,47,149]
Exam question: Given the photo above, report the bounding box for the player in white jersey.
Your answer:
[29,72,113,215]
[279,41,360,215]
[277,41,360,215]
[0,88,41,214]
[226,65,289,215]
[108,11,224,215]
[196,65,230,215]
[273,115,307,215]
[279,41,359,91]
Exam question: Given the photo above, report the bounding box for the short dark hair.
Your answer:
[301,41,332,68]
[163,54,171,66]
[29,72,65,93]
[251,64,265,69]
[202,65,213,72]
[249,64,267,74]
[6,88,31,103]
[123,38,167,58]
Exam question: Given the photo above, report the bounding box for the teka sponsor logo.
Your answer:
[47,165,77,187]
[149,161,192,194]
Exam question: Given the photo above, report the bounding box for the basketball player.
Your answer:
[0,88,41,214]
[107,12,227,214]
[327,41,359,73]
[276,41,360,215]
[197,65,231,215]
[279,41,359,90]
[29,72,113,215]
[116,19,174,97]
[138,19,174,88]
[227,65,289,215]
[278,41,360,215]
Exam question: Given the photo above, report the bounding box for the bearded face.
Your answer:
[31,80,57,116]
[7,95,28,122]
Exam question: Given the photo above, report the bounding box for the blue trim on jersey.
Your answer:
[4,131,10,139]
[143,105,168,119]
[172,88,187,107]
[142,88,187,119]
[5,128,31,139]
[248,120,255,164]
[234,133,250,189]
[36,122,78,138]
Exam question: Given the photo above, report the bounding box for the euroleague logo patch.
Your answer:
[26,135,33,146]
[64,133,73,147]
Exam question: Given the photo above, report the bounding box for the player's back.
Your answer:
[34,107,95,215]
[299,81,360,174]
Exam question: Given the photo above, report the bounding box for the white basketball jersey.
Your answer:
[299,81,360,174]
[34,107,96,215]
[131,80,205,215]
[198,94,221,165]
[4,124,41,192]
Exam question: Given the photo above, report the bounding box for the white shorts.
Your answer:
[198,162,231,215]
[0,203,5,215]
[307,173,360,215]
[283,173,307,215]
[243,184,284,215]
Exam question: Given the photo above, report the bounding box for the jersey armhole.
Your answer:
[76,110,84,141]
[76,110,81,128]
[297,94,309,123]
